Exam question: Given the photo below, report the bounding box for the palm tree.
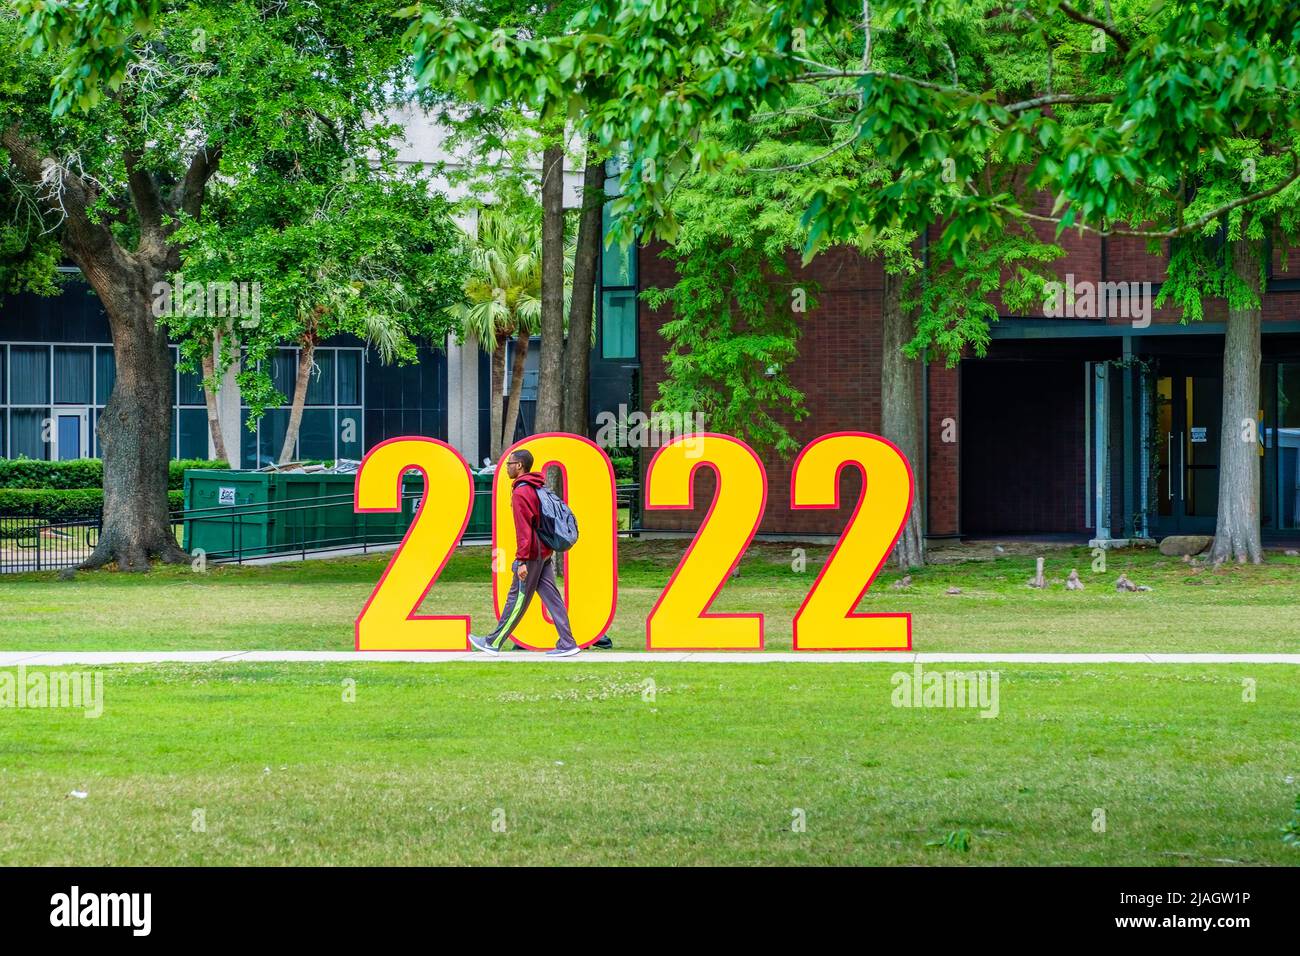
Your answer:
[447,208,574,460]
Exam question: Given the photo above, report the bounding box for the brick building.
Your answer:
[634,231,1300,542]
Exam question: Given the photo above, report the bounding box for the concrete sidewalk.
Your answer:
[1,650,1298,665]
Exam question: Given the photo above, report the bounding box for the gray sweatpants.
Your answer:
[486,556,577,651]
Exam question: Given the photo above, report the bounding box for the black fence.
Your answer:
[0,514,108,573]
[1,482,642,573]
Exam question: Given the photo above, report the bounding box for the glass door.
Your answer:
[1152,364,1220,534]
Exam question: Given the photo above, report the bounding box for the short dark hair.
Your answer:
[509,449,534,471]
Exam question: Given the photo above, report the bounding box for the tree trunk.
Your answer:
[562,156,605,436]
[1209,238,1265,565]
[278,336,316,465]
[881,268,925,568]
[2,123,222,572]
[200,333,228,462]
[502,326,531,452]
[489,336,507,462]
[536,143,566,435]
[81,285,190,571]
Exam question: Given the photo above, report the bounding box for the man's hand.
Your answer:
[517,563,528,581]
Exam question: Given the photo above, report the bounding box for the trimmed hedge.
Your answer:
[0,458,228,491]
[0,488,185,520]
[611,455,636,482]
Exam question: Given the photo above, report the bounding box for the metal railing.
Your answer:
[1,481,642,573]
[0,515,103,573]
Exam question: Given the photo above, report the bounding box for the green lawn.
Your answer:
[1,662,1296,865]
[2,540,1299,652]
[3,543,1298,865]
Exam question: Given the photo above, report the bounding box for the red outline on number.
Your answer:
[644,432,768,651]
[353,436,473,651]
[492,432,618,651]
[789,431,914,651]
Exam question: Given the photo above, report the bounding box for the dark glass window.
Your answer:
[601,205,635,287]
[178,362,206,406]
[299,408,334,460]
[10,408,49,459]
[240,409,258,469]
[178,408,209,459]
[338,408,363,460]
[338,350,361,404]
[601,290,637,359]
[306,349,335,405]
[10,346,49,404]
[258,408,291,465]
[272,349,298,402]
[53,346,93,405]
[95,347,115,404]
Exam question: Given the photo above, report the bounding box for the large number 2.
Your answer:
[492,434,618,649]
[791,432,914,650]
[645,433,767,650]
[354,437,472,651]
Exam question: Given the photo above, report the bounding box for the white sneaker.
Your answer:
[468,634,499,654]
[545,644,581,658]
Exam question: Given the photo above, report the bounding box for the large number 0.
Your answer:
[493,434,618,649]
[354,438,472,650]
[646,433,767,650]
[791,432,914,650]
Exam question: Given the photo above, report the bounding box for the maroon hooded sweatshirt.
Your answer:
[511,471,552,562]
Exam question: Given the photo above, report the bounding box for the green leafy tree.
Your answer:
[409,0,1300,565]
[166,167,463,466]
[412,0,606,440]
[411,1,1062,566]
[445,205,569,461]
[3,0,426,569]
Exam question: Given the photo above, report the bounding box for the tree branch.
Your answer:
[171,142,222,223]
[1057,2,1130,54]
[1003,93,1113,113]
[991,156,1300,238]
[794,67,965,96]
[125,147,165,241]
[1,122,114,257]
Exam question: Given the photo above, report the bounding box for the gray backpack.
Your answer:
[519,481,580,552]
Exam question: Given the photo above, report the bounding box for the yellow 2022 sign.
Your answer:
[353,431,914,652]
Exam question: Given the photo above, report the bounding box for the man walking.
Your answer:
[469,449,581,658]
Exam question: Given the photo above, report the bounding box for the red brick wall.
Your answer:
[636,214,1300,537]
[638,243,886,535]
[926,363,960,536]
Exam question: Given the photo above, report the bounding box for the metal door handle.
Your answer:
[1179,432,1185,500]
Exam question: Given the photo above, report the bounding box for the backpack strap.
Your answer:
[512,477,544,549]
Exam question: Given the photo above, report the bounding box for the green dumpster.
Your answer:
[183,470,279,559]
[182,466,495,559]
[399,470,494,539]
[468,471,493,538]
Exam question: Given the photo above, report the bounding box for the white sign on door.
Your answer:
[218,486,236,506]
